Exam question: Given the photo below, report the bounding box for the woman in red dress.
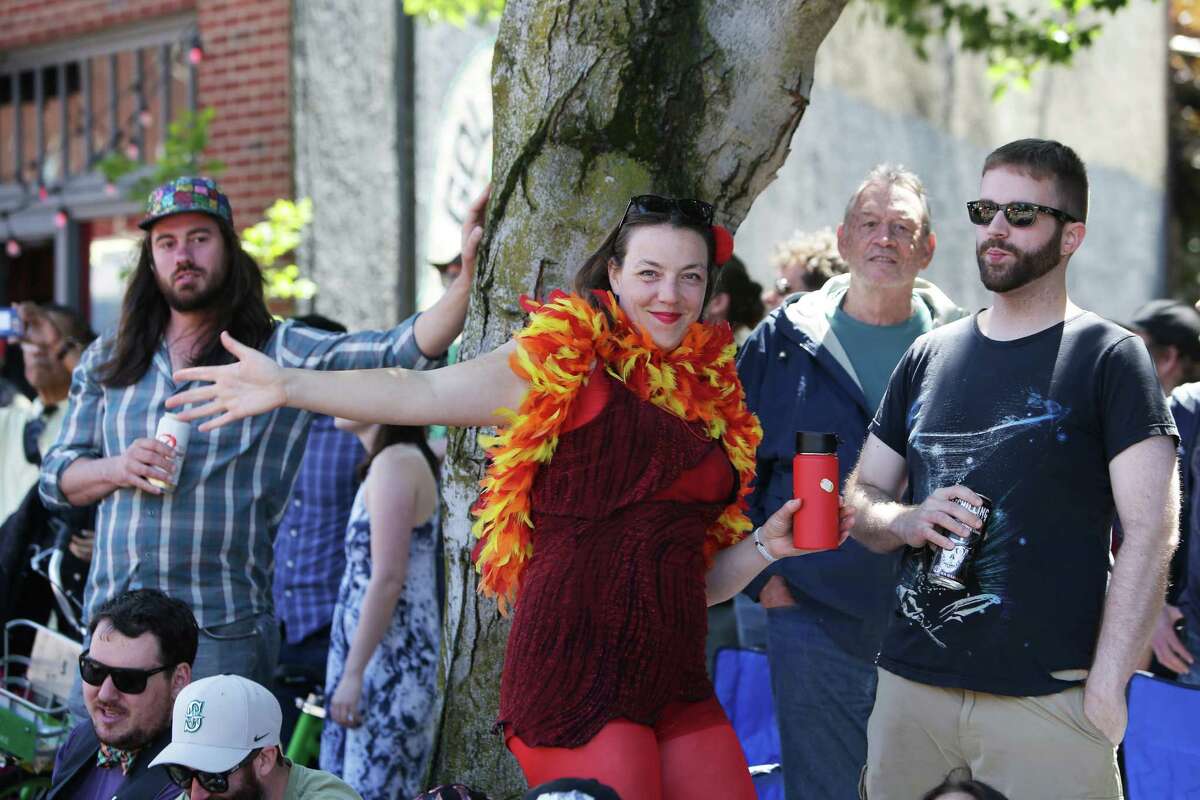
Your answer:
[169,193,851,800]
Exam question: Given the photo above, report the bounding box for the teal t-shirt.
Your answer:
[827,299,933,414]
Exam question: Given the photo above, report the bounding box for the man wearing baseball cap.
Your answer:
[152,674,359,799]
[1130,299,1200,394]
[1129,299,1200,684]
[39,177,488,714]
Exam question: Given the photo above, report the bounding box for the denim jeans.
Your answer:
[191,612,280,685]
[734,594,769,651]
[766,605,878,800]
[70,611,280,723]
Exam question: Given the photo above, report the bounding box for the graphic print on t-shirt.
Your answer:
[896,389,1071,649]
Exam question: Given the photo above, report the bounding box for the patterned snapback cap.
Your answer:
[138,176,233,230]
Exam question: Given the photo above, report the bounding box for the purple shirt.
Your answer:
[70,764,178,800]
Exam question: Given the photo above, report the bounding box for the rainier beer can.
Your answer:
[147,412,190,492]
[927,494,993,591]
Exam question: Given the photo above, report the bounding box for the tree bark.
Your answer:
[429,0,848,794]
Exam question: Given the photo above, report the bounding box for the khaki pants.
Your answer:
[863,668,1122,800]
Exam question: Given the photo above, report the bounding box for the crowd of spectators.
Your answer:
[1,138,1195,800]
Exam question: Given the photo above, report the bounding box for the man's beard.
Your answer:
[976,225,1063,293]
[157,266,223,312]
[93,703,168,751]
[217,768,266,800]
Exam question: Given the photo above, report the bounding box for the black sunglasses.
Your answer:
[166,749,260,793]
[966,200,1079,227]
[623,194,714,228]
[79,652,171,694]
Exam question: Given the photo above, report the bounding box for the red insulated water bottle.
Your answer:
[792,431,840,550]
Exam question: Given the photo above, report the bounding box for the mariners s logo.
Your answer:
[184,699,204,733]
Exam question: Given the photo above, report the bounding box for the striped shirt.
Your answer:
[39,318,433,628]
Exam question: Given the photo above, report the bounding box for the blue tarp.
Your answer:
[1125,672,1200,799]
[713,647,784,800]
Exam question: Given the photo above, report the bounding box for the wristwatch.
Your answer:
[752,527,776,563]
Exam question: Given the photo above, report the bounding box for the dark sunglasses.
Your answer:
[79,652,171,694]
[166,749,260,793]
[966,200,1079,227]
[623,194,714,227]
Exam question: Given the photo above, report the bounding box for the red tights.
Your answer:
[506,697,756,800]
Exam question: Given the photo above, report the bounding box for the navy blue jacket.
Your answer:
[1171,383,1200,617]
[737,274,965,660]
[47,720,175,800]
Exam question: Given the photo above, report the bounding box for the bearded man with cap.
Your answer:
[1129,299,1200,682]
[1131,299,1200,394]
[39,178,485,710]
[152,674,359,799]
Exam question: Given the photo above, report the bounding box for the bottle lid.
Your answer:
[795,431,838,454]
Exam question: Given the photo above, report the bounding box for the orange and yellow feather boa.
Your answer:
[470,290,762,614]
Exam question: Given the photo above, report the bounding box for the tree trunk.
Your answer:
[430,0,848,794]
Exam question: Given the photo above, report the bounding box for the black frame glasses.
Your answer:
[966,200,1080,227]
[166,749,261,793]
[622,194,714,228]
[78,651,171,694]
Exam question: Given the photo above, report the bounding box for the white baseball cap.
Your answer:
[149,674,282,773]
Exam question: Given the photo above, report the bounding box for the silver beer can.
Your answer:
[927,494,992,590]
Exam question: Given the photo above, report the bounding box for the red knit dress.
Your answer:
[498,367,736,748]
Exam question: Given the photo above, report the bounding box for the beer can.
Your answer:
[927,494,992,590]
[147,412,190,492]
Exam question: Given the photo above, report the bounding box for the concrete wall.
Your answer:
[735,0,1168,319]
[294,9,497,328]
[293,0,400,329]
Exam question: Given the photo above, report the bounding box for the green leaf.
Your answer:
[401,0,505,25]
[241,198,320,302]
[868,0,1138,97]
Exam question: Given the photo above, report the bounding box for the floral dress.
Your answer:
[320,486,440,800]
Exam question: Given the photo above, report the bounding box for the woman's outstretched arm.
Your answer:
[167,335,526,431]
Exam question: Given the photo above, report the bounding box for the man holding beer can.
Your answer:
[847,140,1179,799]
[38,177,485,714]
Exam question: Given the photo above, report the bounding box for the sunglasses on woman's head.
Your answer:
[623,195,715,227]
[966,200,1079,227]
[78,652,171,694]
[166,749,260,793]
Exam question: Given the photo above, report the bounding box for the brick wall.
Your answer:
[195,1,292,225]
[0,0,293,226]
